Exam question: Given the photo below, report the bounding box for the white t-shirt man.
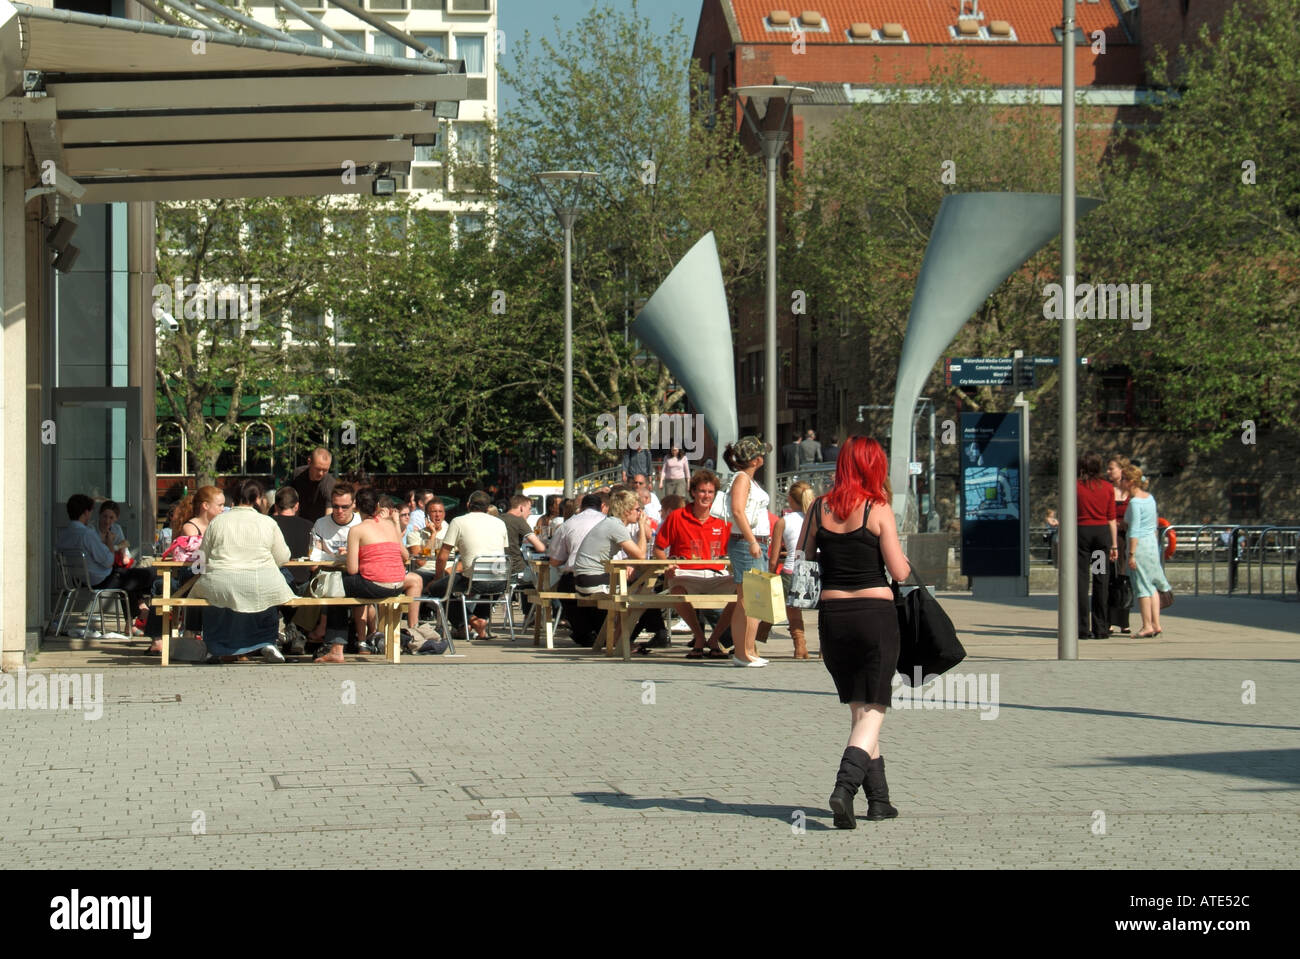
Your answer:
[441,511,509,573]
[310,513,360,560]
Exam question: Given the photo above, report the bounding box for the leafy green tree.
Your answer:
[789,60,1091,422]
[325,209,561,477]
[1079,0,1300,451]
[469,0,767,461]
[154,196,355,487]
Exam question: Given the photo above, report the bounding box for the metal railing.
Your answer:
[774,463,835,500]
[968,523,1299,598]
[1168,525,1299,598]
[573,462,840,501]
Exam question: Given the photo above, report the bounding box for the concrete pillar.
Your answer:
[129,200,157,543]
[1,119,29,669]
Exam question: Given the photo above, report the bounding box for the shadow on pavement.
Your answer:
[997,702,1300,733]
[946,592,1300,633]
[574,791,836,829]
[1075,748,1300,788]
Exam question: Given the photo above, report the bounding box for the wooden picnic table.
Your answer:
[150,559,411,666]
[594,558,735,661]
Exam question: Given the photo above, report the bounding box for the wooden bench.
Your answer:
[148,560,414,666]
[523,559,600,649]
[150,594,413,665]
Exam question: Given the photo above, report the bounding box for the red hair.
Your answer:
[825,436,891,520]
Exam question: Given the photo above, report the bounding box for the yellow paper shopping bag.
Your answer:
[743,569,787,625]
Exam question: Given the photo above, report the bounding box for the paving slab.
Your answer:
[5,593,1296,868]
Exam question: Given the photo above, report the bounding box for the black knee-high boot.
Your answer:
[829,746,871,830]
[863,756,899,820]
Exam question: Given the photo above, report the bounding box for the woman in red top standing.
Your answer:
[1076,454,1118,639]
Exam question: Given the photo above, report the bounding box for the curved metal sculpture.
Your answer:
[631,232,739,465]
[890,192,1102,529]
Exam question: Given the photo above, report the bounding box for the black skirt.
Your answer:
[818,597,900,706]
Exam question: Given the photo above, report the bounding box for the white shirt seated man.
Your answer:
[310,483,361,560]
[431,491,509,639]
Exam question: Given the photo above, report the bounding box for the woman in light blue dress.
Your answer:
[1120,465,1170,637]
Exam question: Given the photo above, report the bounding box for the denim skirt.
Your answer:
[726,536,768,585]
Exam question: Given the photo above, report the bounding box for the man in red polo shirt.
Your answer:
[653,469,733,658]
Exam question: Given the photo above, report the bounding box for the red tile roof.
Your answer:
[727,0,1132,46]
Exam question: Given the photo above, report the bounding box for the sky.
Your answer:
[497,0,705,114]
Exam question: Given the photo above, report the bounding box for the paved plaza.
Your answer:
[4,594,1298,869]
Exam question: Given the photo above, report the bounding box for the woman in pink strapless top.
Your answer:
[317,488,423,663]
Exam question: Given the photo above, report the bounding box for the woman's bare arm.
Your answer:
[796,497,820,561]
[345,526,361,575]
[872,503,911,582]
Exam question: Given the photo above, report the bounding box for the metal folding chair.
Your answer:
[418,572,457,655]
[53,550,128,638]
[458,554,515,641]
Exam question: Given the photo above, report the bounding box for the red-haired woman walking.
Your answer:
[798,436,912,829]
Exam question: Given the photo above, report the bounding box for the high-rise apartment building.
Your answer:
[249,0,497,234]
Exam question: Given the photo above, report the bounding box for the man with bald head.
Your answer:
[288,446,337,523]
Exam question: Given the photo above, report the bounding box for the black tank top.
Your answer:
[815,503,889,591]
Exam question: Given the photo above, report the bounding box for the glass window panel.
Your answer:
[216,435,241,475]
[289,30,322,47]
[373,34,406,59]
[456,34,485,74]
[456,123,487,163]
[157,424,184,475]
[246,424,274,475]
[334,30,364,51]
[411,33,447,57]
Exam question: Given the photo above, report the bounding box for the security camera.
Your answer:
[24,169,87,206]
[155,310,179,333]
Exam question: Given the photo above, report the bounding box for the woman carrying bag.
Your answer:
[713,436,773,667]
[797,436,911,829]
[769,481,815,659]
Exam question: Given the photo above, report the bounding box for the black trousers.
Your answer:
[93,567,157,618]
[1077,525,1112,638]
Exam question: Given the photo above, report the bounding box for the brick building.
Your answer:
[692,0,1294,527]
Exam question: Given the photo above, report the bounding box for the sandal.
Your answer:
[685,647,705,659]
[635,643,652,656]
[707,648,730,659]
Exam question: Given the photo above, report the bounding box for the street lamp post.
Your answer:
[735,85,811,495]
[1059,1,1079,660]
[536,170,600,499]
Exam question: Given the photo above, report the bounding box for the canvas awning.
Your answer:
[3,1,468,202]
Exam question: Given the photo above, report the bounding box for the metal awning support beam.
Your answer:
[324,0,444,59]
[79,172,380,203]
[13,4,453,73]
[158,0,238,38]
[274,0,363,52]
[189,0,298,45]
[65,137,414,174]
[59,109,438,144]
[133,0,186,28]
[47,72,468,110]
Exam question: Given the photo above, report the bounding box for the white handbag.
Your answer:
[709,476,735,522]
[309,570,345,598]
[786,550,822,609]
